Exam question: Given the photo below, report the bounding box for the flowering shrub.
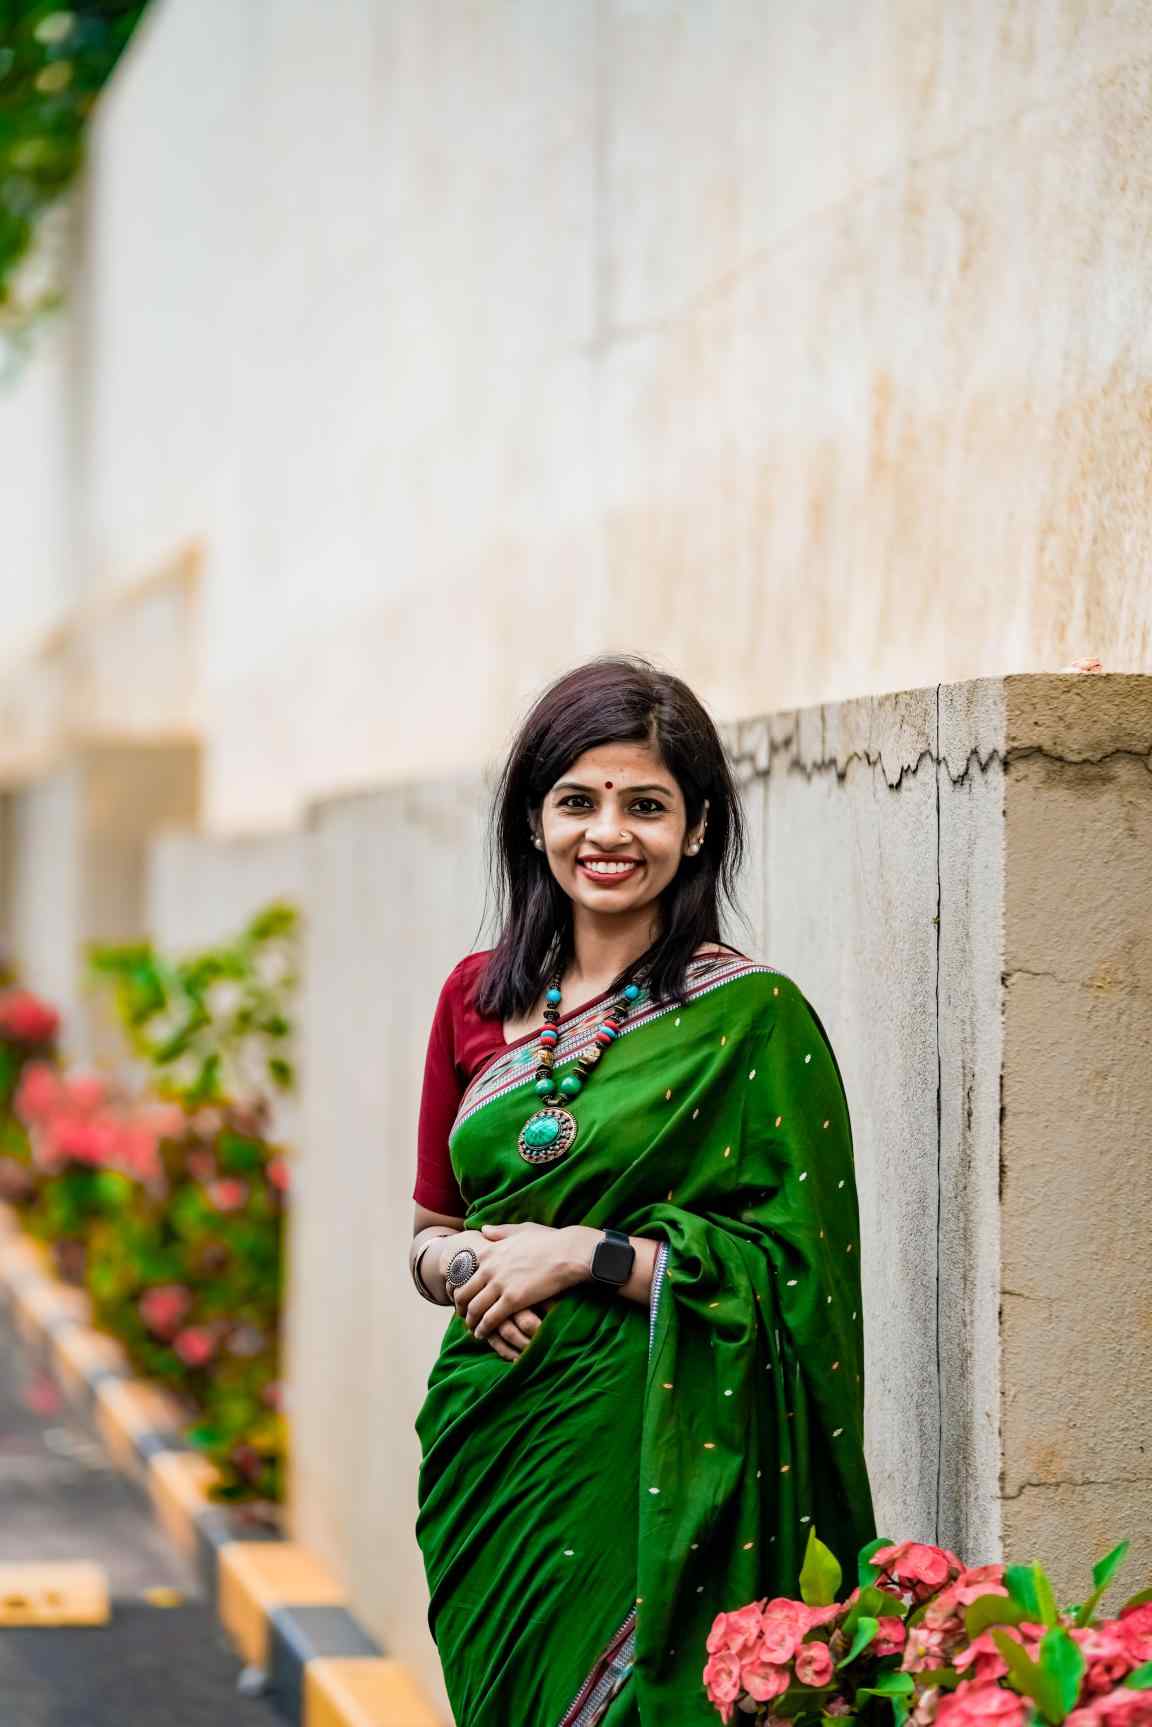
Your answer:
[704,1532,1152,1727]
[14,1063,182,1275]
[82,903,298,1508]
[84,1097,288,1504]
[0,986,61,1205]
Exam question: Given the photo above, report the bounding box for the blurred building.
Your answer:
[1,4,1151,1719]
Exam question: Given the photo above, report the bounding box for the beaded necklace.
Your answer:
[517,968,646,1165]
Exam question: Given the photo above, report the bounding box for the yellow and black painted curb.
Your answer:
[0,1206,439,1727]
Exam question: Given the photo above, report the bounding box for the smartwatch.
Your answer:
[590,1228,635,1287]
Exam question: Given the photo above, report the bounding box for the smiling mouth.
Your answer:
[577,859,643,882]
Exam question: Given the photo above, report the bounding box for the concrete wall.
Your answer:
[291,777,491,1718]
[0,744,200,1060]
[5,1,1152,826]
[286,673,1150,1720]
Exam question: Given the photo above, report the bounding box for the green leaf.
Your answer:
[844,1585,901,1635]
[1075,1541,1130,1626]
[991,1628,1066,1722]
[836,1616,878,1669]
[1004,1565,1042,1617]
[857,1538,894,1591]
[1039,1627,1086,1718]
[857,1673,914,1697]
[1034,1566,1060,1629]
[1121,1588,1152,1613]
[799,1528,842,1607]
[1124,1663,1152,1691]
[965,1594,1033,1639]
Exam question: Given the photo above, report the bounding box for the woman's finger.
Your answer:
[466,1282,503,1334]
[499,1317,532,1351]
[515,1308,542,1335]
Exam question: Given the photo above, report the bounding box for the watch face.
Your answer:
[593,1238,634,1284]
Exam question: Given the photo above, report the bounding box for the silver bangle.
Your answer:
[412,1235,453,1306]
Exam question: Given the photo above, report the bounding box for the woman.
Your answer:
[410,655,875,1726]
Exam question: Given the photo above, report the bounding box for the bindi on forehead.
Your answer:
[604,780,613,788]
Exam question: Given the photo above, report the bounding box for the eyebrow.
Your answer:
[553,780,677,798]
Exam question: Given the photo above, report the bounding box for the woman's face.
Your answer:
[534,740,708,919]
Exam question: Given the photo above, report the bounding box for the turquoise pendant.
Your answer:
[518,1106,579,1165]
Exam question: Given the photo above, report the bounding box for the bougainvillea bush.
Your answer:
[80,901,299,1507]
[0,986,61,1205]
[704,1530,1152,1727]
[14,1062,181,1281]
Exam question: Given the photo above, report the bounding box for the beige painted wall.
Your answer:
[3,2,1150,827]
[283,674,1149,1722]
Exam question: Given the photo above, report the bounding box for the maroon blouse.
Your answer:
[412,950,619,1216]
[413,943,748,1216]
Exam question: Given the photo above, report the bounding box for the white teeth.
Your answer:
[581,860,638,874]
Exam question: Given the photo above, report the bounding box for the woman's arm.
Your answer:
[411,1202,464,1304]
[555,1225,660,1308]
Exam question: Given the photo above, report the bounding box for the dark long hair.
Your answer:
[472,654,749,1020]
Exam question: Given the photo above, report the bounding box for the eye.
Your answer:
[556,795,666,814]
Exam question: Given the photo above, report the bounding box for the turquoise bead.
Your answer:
[545,987,562,1005]
[623,983,640,1002]
[535,1077,557,1097]
[559,1074,583,1099]
[522,1114,561,1149]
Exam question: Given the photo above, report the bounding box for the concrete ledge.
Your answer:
[218,1543,347,1668]
[304,1658,441,1727]
[0,1200,441,1725]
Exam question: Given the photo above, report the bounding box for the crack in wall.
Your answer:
[934,684,944,1543]
[1002,1476,1152,1501]
[727,736,1152,794]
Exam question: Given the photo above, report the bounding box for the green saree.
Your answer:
[415,953,876,1726]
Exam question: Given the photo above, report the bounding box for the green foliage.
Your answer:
[0,3,151,344]
[88,899,299,1107]
[1073,1541,1130,1627]
[800,1527,843,1607]
[990,1625,1085,1724]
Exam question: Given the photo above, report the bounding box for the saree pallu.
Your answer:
[415,954,876,1726]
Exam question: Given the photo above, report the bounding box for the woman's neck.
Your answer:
[565,905,661,990]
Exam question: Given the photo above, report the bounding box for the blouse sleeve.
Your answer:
[413,970,468,1217]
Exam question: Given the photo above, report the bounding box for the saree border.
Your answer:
[555,1237,671,1727]
[451,955,782,1141]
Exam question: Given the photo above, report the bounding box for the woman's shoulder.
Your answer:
[436,949,497,1021]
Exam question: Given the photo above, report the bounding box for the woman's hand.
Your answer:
[448,1221,590,1344]
[437,1229,553,1362]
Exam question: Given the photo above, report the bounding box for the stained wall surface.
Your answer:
[3,2,1149,823]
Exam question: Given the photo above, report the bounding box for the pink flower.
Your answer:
[902,1626,948,1672]
[139,1285,193,1338]
[143,1103,185,1142]
[266,1157,290,1191]
[707,1603,765,1658]
[46,1117,103,1164]
[926,1567,1011,1630]
[740,1654,792,1703]
[14,1062,61,1123]
[1118,1604,1152,1666]
[954,1624,1047,1685]
[207,1178,248,1213]
[935,1679,1032,1727]
[760,1597,816,1662]
[172,1326,217,1368]
[875,1617,908,1656]
[872,1541,960,1598]
[1068,1690,1152,1727]
[0,990,59,1047]
[1066,1619,1148,1700]
[794,1640,835,1686]
[703,1648,742,1722]
[62,1071,107,1115]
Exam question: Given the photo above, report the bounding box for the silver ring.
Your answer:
[445,1247,480,1289]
